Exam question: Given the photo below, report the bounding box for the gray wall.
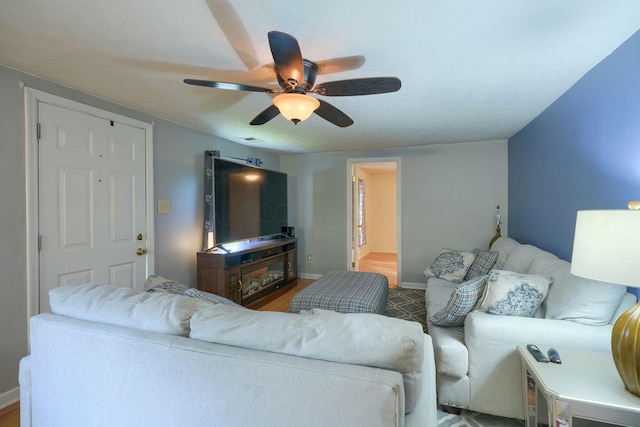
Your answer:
[0,64,278,402]
[280,139,508,285]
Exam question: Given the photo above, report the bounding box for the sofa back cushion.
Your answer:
[489,237,520,270]
[49,283,214,336]
[543,269,628,326]
[190,305,425,413]
[495,238,629,326]
[502,244,543,273]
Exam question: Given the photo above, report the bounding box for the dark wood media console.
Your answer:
[197,237,298,309]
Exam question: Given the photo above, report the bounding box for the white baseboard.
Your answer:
[299,273,322,280]
[398,282,426,290]
[0,386,19,409]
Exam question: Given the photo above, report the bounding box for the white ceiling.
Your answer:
[1,0,639,153]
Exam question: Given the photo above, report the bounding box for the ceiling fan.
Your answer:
[184,31,401,127]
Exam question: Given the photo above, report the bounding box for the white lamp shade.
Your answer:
[273,93,320,122]
[571,210,640,288]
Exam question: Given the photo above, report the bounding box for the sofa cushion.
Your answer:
[427,324,468,379]
[49,283,214,336]
[489,237,520,270]
[527,252,564,276]
[502,244,542,273]
[543,270,627,326]
[476,270,552,317]
[464,249,498,280]
[430,275,489,327]
[190,305,425,413]
[424,249,475,283]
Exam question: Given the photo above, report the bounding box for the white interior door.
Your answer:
[38,102,148,312]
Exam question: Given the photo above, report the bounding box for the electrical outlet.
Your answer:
[306,255,313,263]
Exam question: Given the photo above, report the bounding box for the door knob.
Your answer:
[136,248,147,256]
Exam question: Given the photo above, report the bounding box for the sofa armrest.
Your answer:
[462,311,613,420]
[19,356,31,427]
[405,334,437,427]
[465,311,613,350]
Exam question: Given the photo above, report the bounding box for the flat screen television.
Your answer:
[213,158,288,245]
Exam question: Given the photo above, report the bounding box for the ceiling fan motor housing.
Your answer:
[277,59,318,93]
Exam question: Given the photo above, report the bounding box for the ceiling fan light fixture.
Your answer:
[272,93,320,124]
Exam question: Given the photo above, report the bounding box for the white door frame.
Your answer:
[346,157,401,285]
[24,87,155,319]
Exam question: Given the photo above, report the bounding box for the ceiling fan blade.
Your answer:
[184,79,276,93]
[314,100,354,127]
[250,104,280,125]
[268,31,304,88]
[315,56,365,74]
[313,77,401,96]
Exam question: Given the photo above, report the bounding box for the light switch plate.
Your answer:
[157,199,170,214]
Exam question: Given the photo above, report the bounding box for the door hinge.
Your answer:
[352,175,356,183]
[352,261,355,268]
[38,234,42,251]
[36,123,41,140]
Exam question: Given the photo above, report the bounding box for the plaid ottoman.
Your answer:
[288,271,389,314]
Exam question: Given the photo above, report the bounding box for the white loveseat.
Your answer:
[425,237,637,420]
[19,283,437,427]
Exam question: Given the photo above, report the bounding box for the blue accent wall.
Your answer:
[508,29,640,264]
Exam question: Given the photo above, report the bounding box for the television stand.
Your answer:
[196,237,298,309]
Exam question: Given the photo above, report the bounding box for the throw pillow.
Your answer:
[144,275,190,294]
[464,249,498,280]
[476,270,552,317]
[424,249,476,283]
[430,274,489,327]
[543,269,627,326]
[183,288,240,306]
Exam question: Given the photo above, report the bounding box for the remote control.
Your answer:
[548,348,561,364]
[527,344,549,363]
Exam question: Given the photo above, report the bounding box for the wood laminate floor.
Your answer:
[0,402,19,427]
[358,252,398,287]
[257,278,315,312]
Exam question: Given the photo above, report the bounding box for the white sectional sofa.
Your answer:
[424,237,637,420]
[19,283,437,427]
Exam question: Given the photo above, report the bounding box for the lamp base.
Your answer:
[612,299,640,396]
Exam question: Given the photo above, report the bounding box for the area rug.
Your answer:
[437,410,524,427]
[384,288,427,332]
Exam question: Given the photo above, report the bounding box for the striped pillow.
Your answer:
[429,275,489,327]
[464,249,498,280]
[183,288,240,306]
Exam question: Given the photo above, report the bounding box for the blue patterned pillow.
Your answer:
[464,249,498,280]
[429,275,489,327]
[424,249,476,283]
[476,270,552,317]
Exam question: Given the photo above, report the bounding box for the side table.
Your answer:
[517,345,640,427]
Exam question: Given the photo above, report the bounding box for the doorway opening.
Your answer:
[347,158,400,288]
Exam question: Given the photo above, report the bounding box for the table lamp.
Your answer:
[570,204,640,397]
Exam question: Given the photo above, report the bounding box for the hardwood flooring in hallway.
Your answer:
[357,252,397,287]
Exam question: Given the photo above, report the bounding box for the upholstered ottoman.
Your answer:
[288,271,389,314]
